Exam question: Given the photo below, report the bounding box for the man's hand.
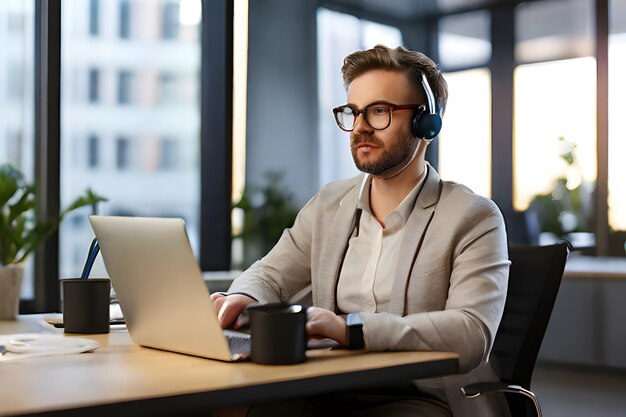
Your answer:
[305,307,348,346]
[210,293,256,329]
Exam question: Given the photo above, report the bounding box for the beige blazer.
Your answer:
[229,164,511,416]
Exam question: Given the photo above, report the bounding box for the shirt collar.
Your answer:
[356,164,427,225]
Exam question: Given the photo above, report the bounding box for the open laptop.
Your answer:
[89,215,251,361]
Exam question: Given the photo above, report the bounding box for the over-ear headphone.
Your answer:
[412,71,442,140]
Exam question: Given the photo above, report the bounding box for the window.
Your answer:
[513,58,597,239]
[119,0,130,39]
[438,11,491,69]
[160,138,177,170]
[89,0,99,36]
[60,0,202,279]
[162,3,179,40]
[159,73,177,104]
[116,136,131,169]
[316,8,403,186]
[88,68,99,103]
[608,0,626,253]
[87,134,99,168]
[608,40,625,230]
[0,0,35,299]
[117,70,133,105]
[438,69,492,197]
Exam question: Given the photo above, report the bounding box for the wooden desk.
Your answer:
[0,315,459,417]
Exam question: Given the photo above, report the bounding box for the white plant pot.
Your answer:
[0,264,23,320]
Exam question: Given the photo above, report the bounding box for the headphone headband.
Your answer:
[412,70,442,140]
[419,71,438,116]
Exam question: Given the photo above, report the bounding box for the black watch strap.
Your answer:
[346,313,365,349]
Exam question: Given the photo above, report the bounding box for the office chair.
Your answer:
[461,242,570,417]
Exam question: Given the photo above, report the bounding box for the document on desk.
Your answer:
[0,333,99,362]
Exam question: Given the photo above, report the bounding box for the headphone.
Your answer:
[412,71,443,140]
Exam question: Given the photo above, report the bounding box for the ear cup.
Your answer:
[412,110,442,140]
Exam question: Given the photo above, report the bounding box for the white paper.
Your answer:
[0,333,99,362]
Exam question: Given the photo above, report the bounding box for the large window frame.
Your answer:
[22,0,234,313]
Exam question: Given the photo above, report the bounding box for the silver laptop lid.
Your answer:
[89,215,234,361]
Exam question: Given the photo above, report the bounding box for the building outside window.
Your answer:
[88,68,99,103]
[0,0,35,298]
[87,134,99,168]
[160,138,177,170]
[89,0,99,36]
[60,0,202,278]
[116,137,131,170]
[7,62,24,99]
[117,70,133,105]
[162,2,179,40]
[119,0,130,39]
[159,73,177,104]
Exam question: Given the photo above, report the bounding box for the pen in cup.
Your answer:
[80,237,100,280]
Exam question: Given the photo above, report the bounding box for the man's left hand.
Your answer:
[306,307,348,346]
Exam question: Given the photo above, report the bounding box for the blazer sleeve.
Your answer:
[226,193,317,304]
[360,199,510,373]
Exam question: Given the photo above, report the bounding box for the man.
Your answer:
[212,45,510,416]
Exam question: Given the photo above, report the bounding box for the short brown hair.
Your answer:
[341,45,448,114]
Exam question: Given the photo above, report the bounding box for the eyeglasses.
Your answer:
[332,102,425,132]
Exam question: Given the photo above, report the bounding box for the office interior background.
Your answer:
[1,0,626,412]
[2,0,624,301]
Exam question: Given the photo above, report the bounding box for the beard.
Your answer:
[350,133,416,175]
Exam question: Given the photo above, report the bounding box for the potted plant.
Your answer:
[0,162,107,319]
[528,136,595,249]
[232,171,299,269]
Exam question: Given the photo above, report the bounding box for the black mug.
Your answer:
[248,304,307,365]
[62,278,111,334]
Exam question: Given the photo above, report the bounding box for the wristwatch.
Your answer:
[346,313,365,349]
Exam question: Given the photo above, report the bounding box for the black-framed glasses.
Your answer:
[332,101,425,132]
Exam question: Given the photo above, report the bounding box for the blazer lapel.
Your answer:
[388,164,443,315]
[314,179,362,311]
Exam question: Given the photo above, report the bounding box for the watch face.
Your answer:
[347,312,363,327]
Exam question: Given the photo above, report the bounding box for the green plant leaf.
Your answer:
[0,163,22,208]
[15,221,57,264]
[8,189,36,222]
[60,188,108,219]
[0,163,108,265]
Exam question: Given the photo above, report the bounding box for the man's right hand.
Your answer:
[210,293,256,329]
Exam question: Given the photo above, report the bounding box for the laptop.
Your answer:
[89,215,251,362]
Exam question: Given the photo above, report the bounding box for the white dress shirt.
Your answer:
[337,169,426,313]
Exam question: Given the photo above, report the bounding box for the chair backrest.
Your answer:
[491,242,569,389]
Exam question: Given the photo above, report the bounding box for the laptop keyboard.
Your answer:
[224,330,251,355]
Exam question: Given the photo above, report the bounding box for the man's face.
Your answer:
[346,70,423,175]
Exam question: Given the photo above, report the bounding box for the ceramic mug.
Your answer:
[247,304,307,365]
[61,278,111,334]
